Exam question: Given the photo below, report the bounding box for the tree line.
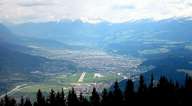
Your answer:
[1,75,192,106]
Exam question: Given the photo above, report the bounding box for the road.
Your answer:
[78,72,86,82]
[0,84,27,98]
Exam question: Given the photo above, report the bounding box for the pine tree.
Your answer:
[124,79,134,105]
[124,79,134,98]
[0,99,4,106]
[48,89,56,106]
[90,87,100,106]
[79,93,89,106]
[34,89,45,106]
[4,95,10,106]
[60,88,66,106]
[55,92,61,106]
[185,74,192,95]
[138,75,146,96]
[67,88,78,106]
[149,74,154,89]
[107,91,113,106]
[19,96,24,106]
[158,76,169,95]
[101,88,108,106]
[113,81,123,105]
[10,98,16,106]
[79,92,84,106]
[24,98,32,106]
[55,90,66,106]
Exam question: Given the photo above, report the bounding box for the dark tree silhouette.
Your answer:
[138,75,147,96]
[112,81,123,106]
[0,99,4,106]
[79,93,84,106]
[24,98,32,106]
[55,91,65,106]
[1,75,192,106]
[90,87,100,106]
[0,95,17,106]
[19,96,24,106]
[101,88,108,106]
[149,74,154,89]
[124,79,134,105]
[67,88,78,106]
[107,91,113,106]
[60,88,66,106]
[34,89,45,106]
[79,93,90,106]
[47,89,56,106]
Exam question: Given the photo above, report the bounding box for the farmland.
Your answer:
[0,46,150,99]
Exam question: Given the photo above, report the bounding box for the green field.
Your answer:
[7,71,121,100]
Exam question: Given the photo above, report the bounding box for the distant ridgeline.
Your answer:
[1,75,192,106]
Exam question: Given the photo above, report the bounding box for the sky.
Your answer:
[0,0,192,23]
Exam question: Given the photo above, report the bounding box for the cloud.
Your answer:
[112,5,135,10]
[0,0,192,23]
[18,1,52,7]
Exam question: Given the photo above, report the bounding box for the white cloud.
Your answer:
[0,0,192,23]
